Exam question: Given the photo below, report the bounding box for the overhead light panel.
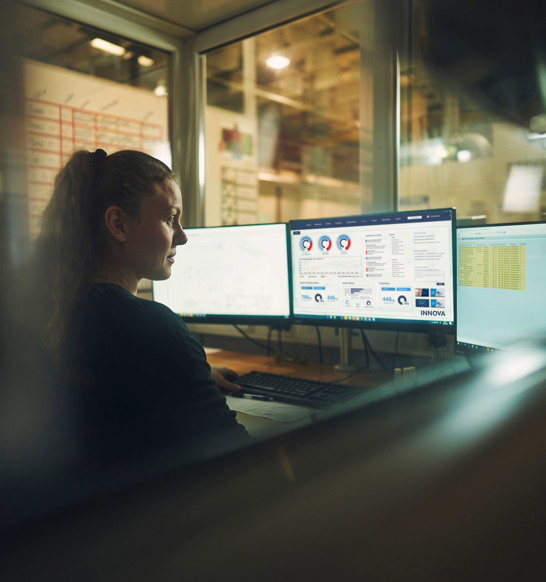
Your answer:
[137,55,155,67]
[90,38,126,56]
[154,81,167,97]
[266,55,290,70]
[456,149,472,163]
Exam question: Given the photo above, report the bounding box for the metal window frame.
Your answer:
[22,0,398,225]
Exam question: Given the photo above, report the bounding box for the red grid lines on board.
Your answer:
[26,96,165,239]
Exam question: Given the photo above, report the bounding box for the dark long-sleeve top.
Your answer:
[63,283,250,467]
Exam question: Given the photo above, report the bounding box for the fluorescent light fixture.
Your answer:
[266,55,290,70]
[456,149,472,162]
[530,113,546,134]
[137,55,154,67]
[154,81,167,97]
[434,144,449,159]
[503,164,543,212]
[90,38,126,56]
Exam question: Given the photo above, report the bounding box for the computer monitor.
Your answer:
[152,223,291,325]
[456,221,546,353]
[289,208,456,332]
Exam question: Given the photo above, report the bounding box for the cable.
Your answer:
[363,331,370,369]
[233,324,271,353]
[315,326,323,364]
[394,331,401,369]
[277,328,283,355]
[331,365,371,383]
[360,329,389,371]
[267,327,273,356]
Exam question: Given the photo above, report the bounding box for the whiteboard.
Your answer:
[24,59,169,238]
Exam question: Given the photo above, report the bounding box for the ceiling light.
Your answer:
[90,38,126,56]
[530,113,546,134]
[154,81,167,97]
[456,149,472,163]
[266,55,290,70]
[137,55,155,67]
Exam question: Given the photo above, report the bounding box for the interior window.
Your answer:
[15,4,170,240]
[398,0,546,224]
[202,1,374,226]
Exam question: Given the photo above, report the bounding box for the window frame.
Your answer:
[23,0,399,226]
[21,0,194,219]
[192,0,399,225]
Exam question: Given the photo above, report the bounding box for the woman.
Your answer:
[30,149,249,467]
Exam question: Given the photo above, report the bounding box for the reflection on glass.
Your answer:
[399,0,546,223]
[203,1,372,226]
[16,4,170,241]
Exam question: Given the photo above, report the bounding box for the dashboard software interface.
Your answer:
[290,208,455,329]
[457,222,546,352]
[152,223,291,322]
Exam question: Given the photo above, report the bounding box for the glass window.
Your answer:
[15,4,170,240]
[202,1,375,226]
[399,0,546,223]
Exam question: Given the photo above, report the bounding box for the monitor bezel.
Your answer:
[289,208,457,334]
[455,220,546,355]
[152,222,293,327]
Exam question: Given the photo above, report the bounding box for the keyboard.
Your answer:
[235,370,364,408]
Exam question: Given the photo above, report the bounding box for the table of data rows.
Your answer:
[459,245,526,290]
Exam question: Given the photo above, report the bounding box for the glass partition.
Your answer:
[202,0,377,227]
[16,4,170,240]
[398,0,546,223]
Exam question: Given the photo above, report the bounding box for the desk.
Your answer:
[205,348,391,437]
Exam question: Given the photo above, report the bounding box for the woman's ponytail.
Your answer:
[38,150,103,356]
[33,148,175,359]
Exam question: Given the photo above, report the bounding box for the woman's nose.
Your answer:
[175,224,188,246]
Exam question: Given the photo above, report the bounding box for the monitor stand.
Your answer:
[334,328,357,372]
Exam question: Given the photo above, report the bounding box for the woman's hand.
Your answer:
[210,366,241,393]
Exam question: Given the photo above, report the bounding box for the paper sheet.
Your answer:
[225,395,316,422]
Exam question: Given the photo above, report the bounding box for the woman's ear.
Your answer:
[103,206,129,242]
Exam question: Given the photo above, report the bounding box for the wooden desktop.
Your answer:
[206,348,391,436]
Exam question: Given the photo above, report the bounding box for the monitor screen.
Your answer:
[289,208,456,331]
[152,223,291,325]
[456,222,546,353]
